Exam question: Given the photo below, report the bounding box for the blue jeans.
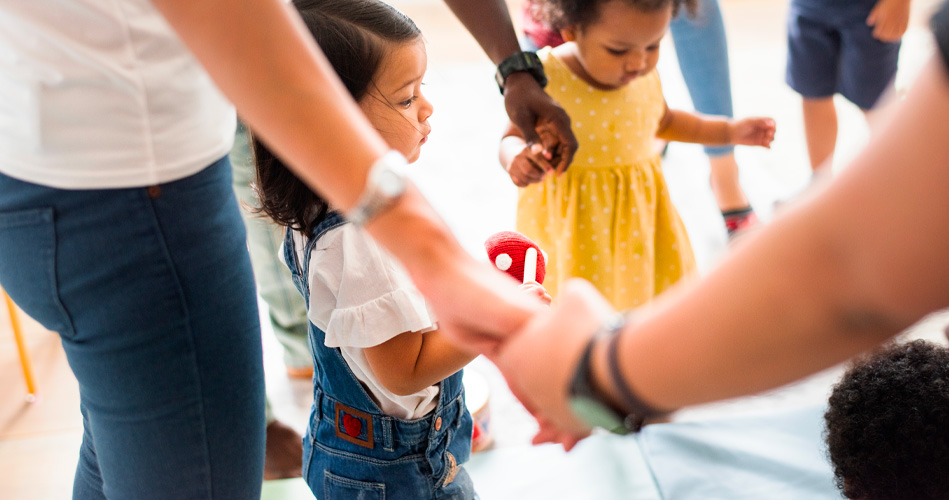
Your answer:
[0,158,265,499]
[670,0,735,157]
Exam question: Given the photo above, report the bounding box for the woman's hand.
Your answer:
[492,279,617,442]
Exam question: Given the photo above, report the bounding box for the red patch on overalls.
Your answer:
[334,402,374,449]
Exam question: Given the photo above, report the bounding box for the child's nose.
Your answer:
[625,52,646,72]
[419,95,434,121]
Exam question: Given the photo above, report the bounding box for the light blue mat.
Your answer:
[262,405,838,500]
[261,436,661,500]
[637,404,839,500]
[467,435,662,500]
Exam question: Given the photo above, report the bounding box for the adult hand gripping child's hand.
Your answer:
[519,282,552,306]
[506,142,555,187]
[867,0,911,43]
[492,279,619,449]
[729,117,777,149]
[503,72,578,174]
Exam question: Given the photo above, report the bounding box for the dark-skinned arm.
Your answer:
[442,0,578,172]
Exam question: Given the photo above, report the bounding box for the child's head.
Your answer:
[824,340,949,500]
[535,0,695,89]
[253,0,430,235]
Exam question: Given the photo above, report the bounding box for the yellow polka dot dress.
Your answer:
[516,47,696,309]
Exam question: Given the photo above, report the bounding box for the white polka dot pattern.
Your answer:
[514,47,695,309]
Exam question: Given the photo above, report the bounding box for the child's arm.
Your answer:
[365,282,552,397]
[500,122,556,187]
[867,0,912,42]
[656,103,776,149]
[364,328,477,396]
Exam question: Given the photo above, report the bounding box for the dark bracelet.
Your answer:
[606,321,664,429]
[495,51,548,95]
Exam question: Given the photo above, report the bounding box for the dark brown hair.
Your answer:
[250,0,421,236]
[529,0,697,33]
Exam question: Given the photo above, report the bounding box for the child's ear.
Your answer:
[561,26,577,42]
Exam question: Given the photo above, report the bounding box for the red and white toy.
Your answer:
[484,231,547,285]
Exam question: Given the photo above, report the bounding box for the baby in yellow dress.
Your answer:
[499,0,776,310]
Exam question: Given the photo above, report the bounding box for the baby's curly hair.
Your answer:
[528,0,697,33]
[824,339,949,500]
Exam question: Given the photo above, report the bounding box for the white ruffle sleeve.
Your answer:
[304,224,437,349]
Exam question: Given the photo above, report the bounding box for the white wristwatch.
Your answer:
[345,151,409,226]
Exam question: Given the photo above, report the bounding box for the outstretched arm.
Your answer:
[153,0,543,348]
[656,103,775,148]
[495,56,949,437]
[441,0,577,173]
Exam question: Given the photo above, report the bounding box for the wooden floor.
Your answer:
[2,0,947,498]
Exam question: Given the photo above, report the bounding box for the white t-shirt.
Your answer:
[292,224,440,419]
[0,0,235,189]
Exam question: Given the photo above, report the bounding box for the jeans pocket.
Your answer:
[324,470,385,500]
[0,207,74,336]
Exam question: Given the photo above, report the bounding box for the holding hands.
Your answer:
[503,72,578,175]
[503,141,555,187]
[493,280,616,447]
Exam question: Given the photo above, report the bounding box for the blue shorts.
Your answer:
[785,4,901,110]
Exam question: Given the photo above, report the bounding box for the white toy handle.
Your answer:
[523,247,537,284]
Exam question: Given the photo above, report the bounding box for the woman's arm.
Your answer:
[152,0,544,346]
[495,57,949,434]
[365,330,477,396]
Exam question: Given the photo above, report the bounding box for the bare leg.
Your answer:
[709,153,750,211]
[802,97,837,173]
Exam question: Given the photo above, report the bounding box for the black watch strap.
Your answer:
[495,51,548,94]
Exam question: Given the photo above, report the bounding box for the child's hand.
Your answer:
[519,282,552,306]
[867,0,910,42]
[730,117,776,149]
[507,143,554,187]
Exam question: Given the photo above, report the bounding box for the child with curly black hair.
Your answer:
[500,0,776,310]
[825,339,949,500]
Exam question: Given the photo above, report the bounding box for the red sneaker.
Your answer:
[723,208,758,239]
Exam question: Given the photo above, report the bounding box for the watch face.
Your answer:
[377,168,406,198]
[569,396,629,435]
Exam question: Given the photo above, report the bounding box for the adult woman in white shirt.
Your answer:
[0,0,571,497]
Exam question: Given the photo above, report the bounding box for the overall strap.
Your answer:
[283,211,348,298]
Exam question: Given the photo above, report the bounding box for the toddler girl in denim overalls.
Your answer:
[283,210,476,498]
[250,0,482,497]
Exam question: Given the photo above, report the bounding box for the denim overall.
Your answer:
[284,211,475,500]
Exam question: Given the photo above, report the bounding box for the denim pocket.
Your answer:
[0,207,74,336]
[324,470,385,500]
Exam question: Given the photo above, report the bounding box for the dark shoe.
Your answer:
[264,420,303,480]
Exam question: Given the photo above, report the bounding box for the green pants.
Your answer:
[230,120,312,423]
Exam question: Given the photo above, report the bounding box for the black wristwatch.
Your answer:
[495,51,548,95]
[567,313,649,434]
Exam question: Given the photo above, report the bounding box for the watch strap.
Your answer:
[345,151,408,227]
[495,51,548,94]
